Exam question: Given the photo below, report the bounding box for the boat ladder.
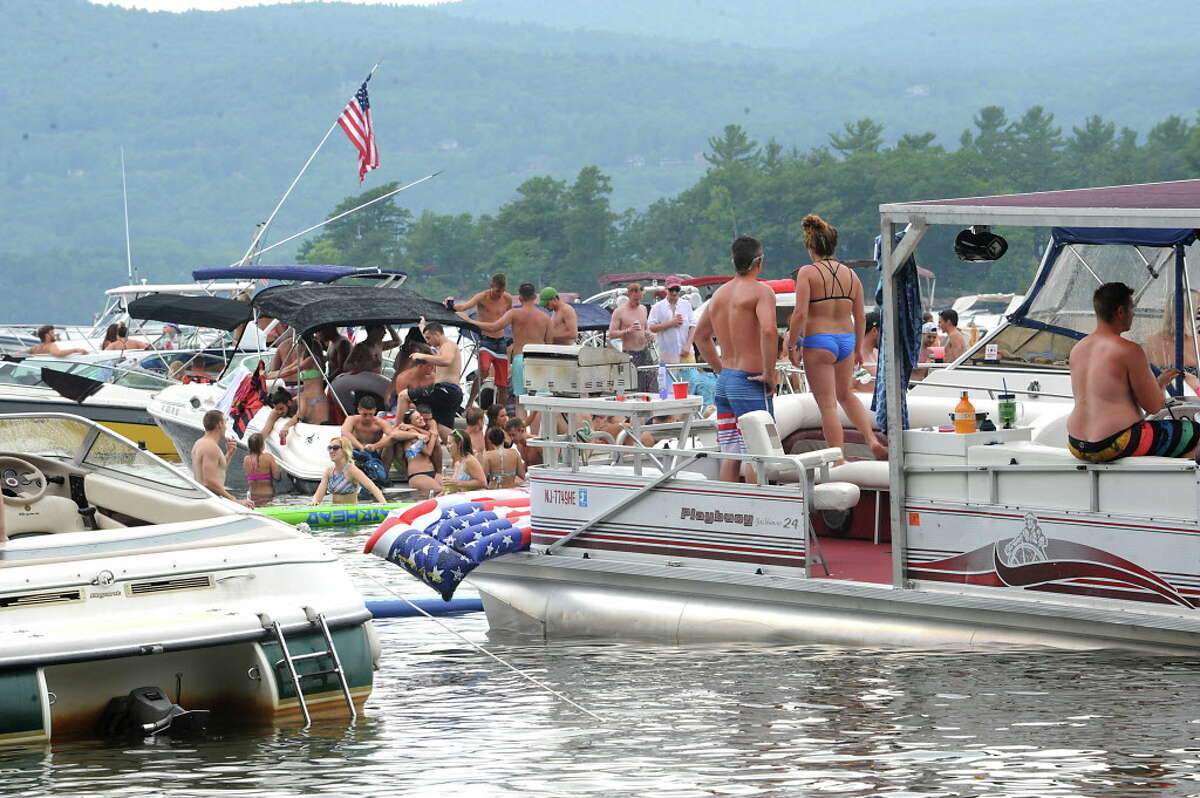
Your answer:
[260,607,357,728]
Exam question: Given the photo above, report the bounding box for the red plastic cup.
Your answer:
[671,381,688,399]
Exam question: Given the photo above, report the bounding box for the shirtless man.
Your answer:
[466,283,551,419]
[608,284,656,394]
[1067,282,1197,463]
[404,322,465,437]
[464,407,486,455]
[191,410,255,507]
[30,325,87,357]
[318,325,352,379]
[541,287,578,345]
[265,325,299,384]
[341,394,396,470]
[694,236,778,482]
[505,416,542,467]
[449,273,514,408]
[350,325,401,372]
[939,309,967,363]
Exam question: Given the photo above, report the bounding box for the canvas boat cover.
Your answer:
[127,294,253,331]
[962,227,1200,383]
[251,284,477,337]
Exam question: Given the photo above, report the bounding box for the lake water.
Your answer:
[5,524,1200,797]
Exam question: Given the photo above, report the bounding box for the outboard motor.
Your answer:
[98,686,210,738]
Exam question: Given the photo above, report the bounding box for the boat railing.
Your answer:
[914,379,1073,401]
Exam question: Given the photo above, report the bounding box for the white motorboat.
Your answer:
[0,413,376,746]
[439,179,1200,655]
[0,355,180,459]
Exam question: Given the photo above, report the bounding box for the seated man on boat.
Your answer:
[506,417,542,467]
[694,235,777,482]
[30,325,87,358]
[341,394,396,476]
[1067,282,1198,464]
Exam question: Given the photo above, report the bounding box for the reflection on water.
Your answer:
[5,524,1200,796]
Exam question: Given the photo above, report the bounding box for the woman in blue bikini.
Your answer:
[787,214,888,462]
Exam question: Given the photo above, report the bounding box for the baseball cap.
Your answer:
[665,276,682,289]
[539,286,559,306]
[922,322,938,334]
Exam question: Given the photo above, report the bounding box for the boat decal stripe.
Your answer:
[533,516,805,548]
[532,527,804,558]
[530,530,805,567]
[905,504,1200,535]
[533,476,806,503]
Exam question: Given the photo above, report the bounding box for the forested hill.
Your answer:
[2,0,1199,322]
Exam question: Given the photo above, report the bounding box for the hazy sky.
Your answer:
[93,0,447,10]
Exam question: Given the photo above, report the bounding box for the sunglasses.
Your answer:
[327,444,342,452]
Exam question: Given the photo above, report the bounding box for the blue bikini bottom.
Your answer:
[800,332,856,362]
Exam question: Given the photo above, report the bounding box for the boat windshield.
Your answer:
[0,415,200,492]
[218,353,272,388]
[0,358,172,390]
[82,430,200,491]
[963,239,1200,370]
[0,416,95,460]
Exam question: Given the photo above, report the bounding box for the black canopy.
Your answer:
[572,302,612,332]
[251,284,478,337]
[127,294,253,331]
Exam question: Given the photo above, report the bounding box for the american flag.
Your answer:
[338,81,378,182]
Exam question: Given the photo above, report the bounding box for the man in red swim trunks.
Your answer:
[448,273,513,409]
[1067,282,1198,463]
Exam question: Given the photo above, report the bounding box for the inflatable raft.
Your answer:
[257,501,415,528]
[364,489,531,600]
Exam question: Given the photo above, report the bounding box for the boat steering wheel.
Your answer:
[1147,396,1200,423]
[0,456,48,506]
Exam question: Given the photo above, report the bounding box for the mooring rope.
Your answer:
[361,572,604,722]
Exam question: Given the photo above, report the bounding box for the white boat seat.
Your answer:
[811,482,861,512]
[819,460,890,490]
[967,441,1189,469]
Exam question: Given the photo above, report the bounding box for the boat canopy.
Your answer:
[127,294,254,331]
[192,265,408,284]
[963,226,1200,377]
[251,284,478,337]
[875,178,1200,592]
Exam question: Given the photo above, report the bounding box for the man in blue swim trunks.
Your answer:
[694,235,778,482]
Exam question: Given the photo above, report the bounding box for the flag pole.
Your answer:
[236,62,382,267]
[120,147,135,285]
[226,170,441,266]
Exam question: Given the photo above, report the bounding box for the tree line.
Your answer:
[300,105,1200,302]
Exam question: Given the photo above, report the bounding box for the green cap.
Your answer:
[539,286,559,306]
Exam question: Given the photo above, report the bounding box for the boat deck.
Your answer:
[813,536,892,584]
